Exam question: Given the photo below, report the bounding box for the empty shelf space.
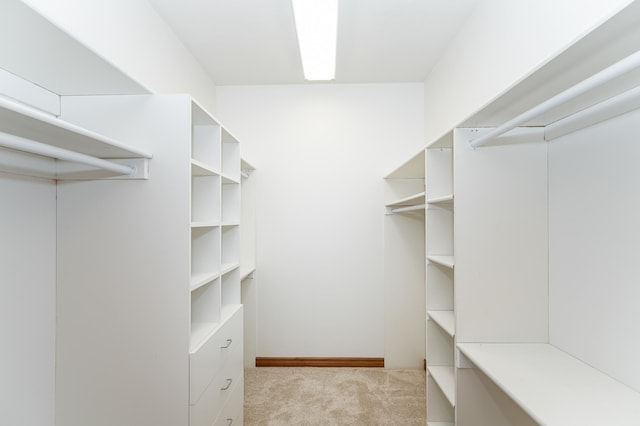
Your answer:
[221,173,240,184]
[427,194,454,206]
[190,272,220,292]
[221,262,240,276]
[191,159,220,176]
[428,310,455,337]
[457,343,640,425]
[428,366,455,407]
[190,221,220,228]
[427,255,455,269]
[386,191,426,208]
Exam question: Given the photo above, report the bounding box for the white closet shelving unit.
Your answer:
[380,3,640,425]
[383,150,426,368]
[425,132,455,426]
[3,3,248,426]
[451,2,640,425]
[188,102,243,426]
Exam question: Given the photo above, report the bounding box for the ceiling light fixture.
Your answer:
[291,0,338,81]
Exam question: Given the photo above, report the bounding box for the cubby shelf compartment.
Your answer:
[190,279,222,351]
[222,129,241,182]
[191,174,220,224]
[428,366,456,407]
[191,103,221,171]
[191,227,221,279]
[427,255,455,269]
[222,182,240,225]
[428,310,455,337]
[190,272,221,292]
[457,343,640,424]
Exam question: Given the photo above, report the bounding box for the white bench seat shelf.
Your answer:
[457,343,640,425]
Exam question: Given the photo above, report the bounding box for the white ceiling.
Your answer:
[148,0,479,86]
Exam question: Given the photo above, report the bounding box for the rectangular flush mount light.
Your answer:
[291,0,338,81]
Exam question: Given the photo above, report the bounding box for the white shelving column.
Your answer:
[189,103,244,426]
[425,132,455,426]
[240,158,257,368]
[383,149,426,369]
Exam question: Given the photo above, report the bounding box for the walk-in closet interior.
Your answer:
[2,0,640,425]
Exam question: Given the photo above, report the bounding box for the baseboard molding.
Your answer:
[255,357,385,368]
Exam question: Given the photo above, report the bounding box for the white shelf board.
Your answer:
[384,148,425,179]
[428,310,455,337]
[427,194,454,206]
[427,255,455,269]
[386,191,426,208]
[221,222,240,227]
[221,262,240,276]
[0,96,151,159]
[190,272,220,292]
[240,267,256,281]
[190,221,220,228]
[428,366,455,407]
[191,159,219,176]
[190,321,220,353]
[221,173,240,184]
[427,423,453,426]
[426,130,453,149]
[457,343,640,425]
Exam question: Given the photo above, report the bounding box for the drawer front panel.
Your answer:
[190,368,243,426]
[214,374,244,426]
[190,305,243,404]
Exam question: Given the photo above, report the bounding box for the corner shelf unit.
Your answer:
[425,131,456,425]
[383,148,426,368]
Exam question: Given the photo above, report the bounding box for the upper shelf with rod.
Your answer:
[0,95,152,180]
[461,0,640,147]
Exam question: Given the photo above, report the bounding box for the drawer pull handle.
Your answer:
[226,419,233,425]
[220,339,232,349]
[220,379,232,390]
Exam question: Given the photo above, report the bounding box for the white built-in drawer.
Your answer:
[190,305,244,404]
[214,373,244,426]
[190,367,243,426]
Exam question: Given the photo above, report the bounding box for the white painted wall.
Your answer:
[0,173,56,426]
[216,84,424,358]
[423,0,633,142]
[19,0,217,113]
[549,108,640,392]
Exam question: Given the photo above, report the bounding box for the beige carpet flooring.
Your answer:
[244,367,426,425]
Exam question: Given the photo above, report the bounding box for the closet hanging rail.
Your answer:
[0,131,135,176]
[391,203,426,214]
[469,49,640,148]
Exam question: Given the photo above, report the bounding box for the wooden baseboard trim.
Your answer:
[255,357,384,368]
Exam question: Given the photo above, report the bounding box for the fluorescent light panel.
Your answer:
[291,0,338,81]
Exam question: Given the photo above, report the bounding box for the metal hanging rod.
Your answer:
[469,49,640,148]
[0,131,135,176]
[391,203,426,214]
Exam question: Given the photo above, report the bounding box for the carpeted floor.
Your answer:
[244,367,426,425]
